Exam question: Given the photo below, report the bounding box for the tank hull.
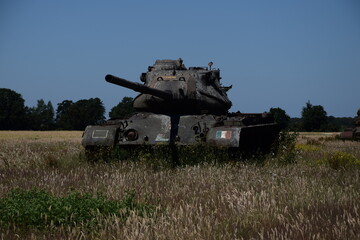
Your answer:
[82,112,280,155]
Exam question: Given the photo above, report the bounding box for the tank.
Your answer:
[340,108,360,141]
[82,59,280,158]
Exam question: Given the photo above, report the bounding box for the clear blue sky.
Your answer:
[1,0,359,117]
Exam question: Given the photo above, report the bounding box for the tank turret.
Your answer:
[106,58,232,115]
[105,75,173,100]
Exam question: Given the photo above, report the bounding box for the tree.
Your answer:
[71,98,105,130]
[0,88,28,130]
[301,101,328,132]
[109,97,135,119]
[29,99,55,130]
[325,116,340,132]
[55,98,105,130]
[55,100,74,130]
[269,107,290,130]
[288,118,303,131]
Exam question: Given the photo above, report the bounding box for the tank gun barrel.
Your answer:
[105,74,173,100]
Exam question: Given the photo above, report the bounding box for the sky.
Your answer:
[0,0,359,118]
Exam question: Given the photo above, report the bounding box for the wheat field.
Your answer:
[0,131,359,239]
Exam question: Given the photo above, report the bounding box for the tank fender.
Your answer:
[206,127,241,147]
[81,125,119,147]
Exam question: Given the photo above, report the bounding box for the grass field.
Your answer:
[0,131,359,239]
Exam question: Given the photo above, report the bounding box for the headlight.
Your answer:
[124,129,139,141]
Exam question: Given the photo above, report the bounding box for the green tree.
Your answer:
[55,100,74,130]
[288,118,303,132]
[56,98,105,130]
[301,101,328,132]
[0,88,28,130]
[29,99,55,130]
[109,97,135,119]
[326,116,340,132]
[71,98,105,130]
[269,107,290,130]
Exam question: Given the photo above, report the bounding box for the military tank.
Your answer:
[82,59,280,159]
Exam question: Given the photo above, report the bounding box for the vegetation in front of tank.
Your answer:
[295,143,322,152]
[175,144,230,166]
[0,188,154,230]
[108,144,231,169]
[319,135,339,142]
[318,151,360,170]
[1,132,360,239]
[94,134,302,167]
[0,140,85,170]
[270,131,299,165]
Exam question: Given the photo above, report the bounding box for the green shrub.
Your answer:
[272,131,299,165]
[107,145,229,169]
[306,138,321,145]
[295,144,321,152]
[325,151,360,170]
[0,188,153,230]
[319,136,337,142]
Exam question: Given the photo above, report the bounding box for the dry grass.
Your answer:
[0,131,82,142]
[0,131,359,239]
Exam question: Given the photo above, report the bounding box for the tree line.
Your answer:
[0,88,105,130]
[270,101,355,132]
[0,88,355,131]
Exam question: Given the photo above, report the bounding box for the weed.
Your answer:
[323,151,360,170]
[306,138,322,145]
[319,135,338,142]
[295,144,321,152]
[101,144,230,169]
[272,131,299,164]
[1,131,360,239]
[0,188,154,230]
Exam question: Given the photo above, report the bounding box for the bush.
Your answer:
[272,131,299,165]
[295,144,321,152]
[0,188,153,230]
[325,151,360,170]
[107,145,229,169]
[306,138,321,145]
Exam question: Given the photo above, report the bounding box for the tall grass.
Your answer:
[0,131,359,239]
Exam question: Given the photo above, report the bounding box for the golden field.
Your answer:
[0,131,83,142]
[0,131,359,239]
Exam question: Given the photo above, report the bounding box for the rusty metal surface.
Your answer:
[82,125,118,147]
[83,112,279,150]
[106,58,232,115]
[82,59,280,154]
